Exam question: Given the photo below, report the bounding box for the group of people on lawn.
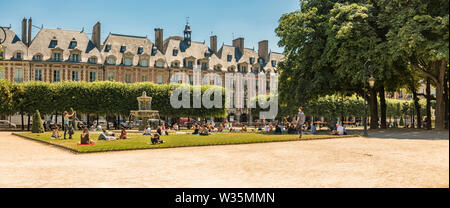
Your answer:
[50,106,347,144]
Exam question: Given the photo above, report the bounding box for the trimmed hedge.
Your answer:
[0,80,226,118]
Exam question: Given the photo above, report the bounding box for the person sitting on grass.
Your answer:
[98,129,116,141]
[143,125,151,135]
[151,133,165,145]
[80,128,94,145]
[287,123,296,134]
[192,125,200,135]
[51,126,61,139]
[199,126,210,136]
[311,123,317,135]
[241,125,248,132]
[331,123,344,135]
[119,127,129,139]
[274,124,282,134]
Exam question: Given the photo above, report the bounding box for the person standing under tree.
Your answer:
[296,107,305,139]
[63,110,76,139]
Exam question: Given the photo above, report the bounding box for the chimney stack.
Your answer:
[232,37,244,54]
[258,40,269,63]
[155,28,163,52]
[27,17,32,46]
[210,35,217,54]
[92,22,101,49]
[21,18,27,45]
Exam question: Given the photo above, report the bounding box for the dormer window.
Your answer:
[106,56,115,65]
[250,57,255,64]
[124,57,132,66]
[140,59,149,67]
[204,52,210,58]
[53,53,62,61]
[271,60,277,67]
[71,54,80,62]
[173,49,178,56]
[69,40,77,49]
[258,58,265,64]
[105,44,111,52]
[227,55,232,62]
[88,57,97,64]
[151,46,158,56]
[120,45,126,53]
[33,55,42,61]
[201,62,208,70]
[49,40,58,48]
[137,47,143,55]
[15,52,23,60]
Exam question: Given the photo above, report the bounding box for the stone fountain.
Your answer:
[130,91,160,131]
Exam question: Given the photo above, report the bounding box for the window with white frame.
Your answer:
[125,73,132,83]
[54,53,62,61]
[107,72,115,81]
[107,56,115,65]
[88,57,97,64]
[14,68,23,82]
[35,69,43,81]
[53,70,61,82]
[140,59,149,67]
[0,69,4,79]
[72,71,79,81]
[141,75,148,82]
[124,57,133,66]
[157,75,163,84]
[89,72,97,82]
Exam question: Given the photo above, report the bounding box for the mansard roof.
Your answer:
[28,28,101,62]
[1,28,29,59]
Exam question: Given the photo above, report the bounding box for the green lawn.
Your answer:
[16,131,356,153]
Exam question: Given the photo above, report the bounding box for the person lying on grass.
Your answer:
[98,129,116,141]
[81,128,95,145]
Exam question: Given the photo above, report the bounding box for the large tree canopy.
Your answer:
[276,0,448,129]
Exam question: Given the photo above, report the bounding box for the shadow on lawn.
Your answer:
[346,129,449,140]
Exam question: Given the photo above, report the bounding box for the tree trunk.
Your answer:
[27,114,30,131]
[434,59,446,130]
[87,113,90,127]
[379,87,387,129]
[21,112,24,131]
[55,112,58,126]
[369,88,378,129]
[412,88,421,128]
[444,66,449,129]
[426,78,432,130]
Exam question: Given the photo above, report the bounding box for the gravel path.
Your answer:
[0,132,448,188]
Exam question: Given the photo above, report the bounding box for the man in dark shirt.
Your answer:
[296,107,305,139]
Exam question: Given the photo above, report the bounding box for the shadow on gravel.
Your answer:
[346,129,449,140]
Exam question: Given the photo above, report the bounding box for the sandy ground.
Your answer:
[0,131,448,188]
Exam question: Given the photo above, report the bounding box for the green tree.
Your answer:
[379,0,449,129]
[31,110,44,133]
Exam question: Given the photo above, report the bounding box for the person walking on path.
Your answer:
[63,110,76,139]
[296,107,305,139]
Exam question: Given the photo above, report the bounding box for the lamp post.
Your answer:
[363,59,373,137]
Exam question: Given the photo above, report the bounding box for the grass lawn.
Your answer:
[15,131,356,153]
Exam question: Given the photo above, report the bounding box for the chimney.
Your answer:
[258,40,269,62]
[154,28,163,52]
[232,37,244,54]
[27,17,32,46]
[92,22,101,49]
[210,35,217,54]
[21,18,27,45]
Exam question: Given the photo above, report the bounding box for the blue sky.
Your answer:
[0,0,300,52]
